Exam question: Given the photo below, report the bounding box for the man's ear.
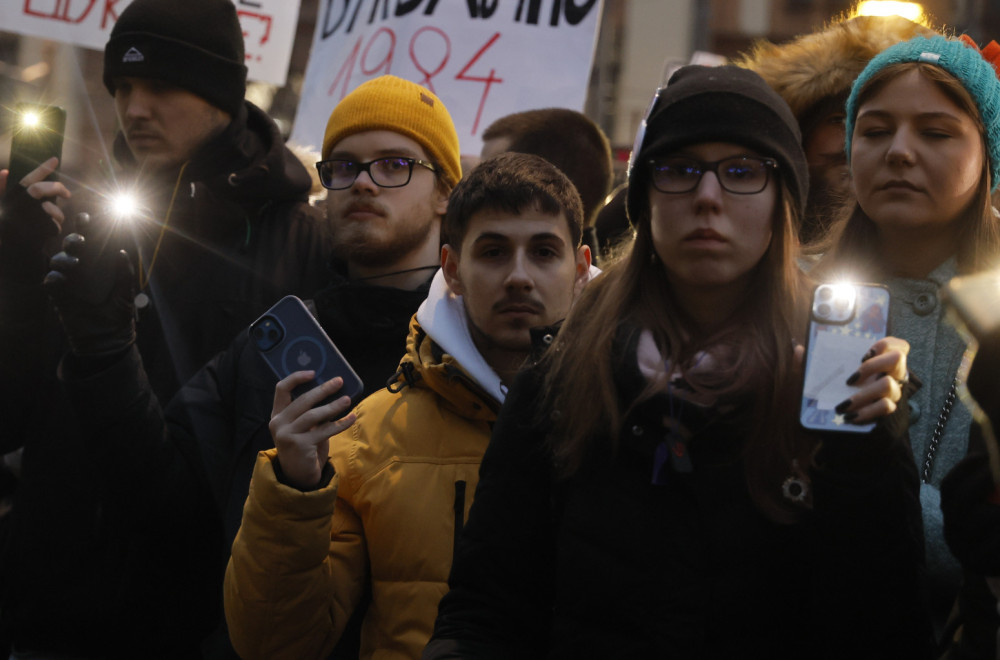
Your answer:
[575,245,592,283]
[441,244,464,296]
[572,245,592,298]
[433,185,450,217]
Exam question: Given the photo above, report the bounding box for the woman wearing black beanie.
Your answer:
[423,65,931,659]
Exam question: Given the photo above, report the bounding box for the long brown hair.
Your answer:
[817,62,1000,279]
[539,164,814,523]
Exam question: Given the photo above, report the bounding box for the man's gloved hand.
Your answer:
[43,213,137,358]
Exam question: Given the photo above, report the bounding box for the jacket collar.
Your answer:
[415,269,507,406]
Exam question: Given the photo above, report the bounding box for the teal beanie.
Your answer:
[845,35,1000,191]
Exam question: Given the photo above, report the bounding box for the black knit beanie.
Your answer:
[626,65,809,226]
[103,0,248,117]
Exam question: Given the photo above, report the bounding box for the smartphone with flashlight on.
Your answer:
[6,103,66,192]
[800,282,891,433]
[250,296,364,412]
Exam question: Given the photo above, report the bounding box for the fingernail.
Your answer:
[862,349,875,362]
[844,412,859,423]
[846,372,860,386]
[835,399,852,414]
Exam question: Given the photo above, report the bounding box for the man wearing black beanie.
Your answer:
[0,0,332,658]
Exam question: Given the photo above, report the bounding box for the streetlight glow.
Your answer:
[855,1,925,22]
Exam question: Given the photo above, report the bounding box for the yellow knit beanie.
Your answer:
[322,75,462,188]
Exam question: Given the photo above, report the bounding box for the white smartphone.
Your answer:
[800,282,891,433]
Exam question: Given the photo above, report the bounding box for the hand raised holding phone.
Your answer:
[269,372,357,490]
[1,103,69,247]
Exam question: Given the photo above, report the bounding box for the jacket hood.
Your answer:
[413,269,506,406]
[736,14,938,122]
[112,100,313,201]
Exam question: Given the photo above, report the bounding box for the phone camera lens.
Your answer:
[818,287,833,301]
[817,303,832,318]
[267,329,278,341]
[252,327,263,340]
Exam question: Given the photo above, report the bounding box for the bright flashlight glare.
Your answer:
[19,111,40,129]
[110,193,139,220]
[855,1,924,21]
[829,282,857,307]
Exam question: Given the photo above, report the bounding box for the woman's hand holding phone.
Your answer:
[269,371,357,491]
[832,336,910,426]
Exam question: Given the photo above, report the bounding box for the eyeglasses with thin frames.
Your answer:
[647,156,778,195]
[315,157,437,190]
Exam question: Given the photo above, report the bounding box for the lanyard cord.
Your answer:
[138,160,190,291]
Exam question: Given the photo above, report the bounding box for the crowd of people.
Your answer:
[3,0,1000,658]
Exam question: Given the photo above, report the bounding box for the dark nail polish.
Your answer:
[846,372,860,386]
[844,412,859,423]
[861,349,875,362]
[835,399,852,414]
[876,372,888,380]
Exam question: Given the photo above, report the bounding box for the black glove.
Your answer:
[0,182,59,282]
[43,213,137,358]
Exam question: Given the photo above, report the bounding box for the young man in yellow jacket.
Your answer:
[224,151,592,659]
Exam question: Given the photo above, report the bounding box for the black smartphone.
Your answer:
[7,103,66,192]
[249,296,364,408]
[800,282,891,433]
[941,268,1000,344]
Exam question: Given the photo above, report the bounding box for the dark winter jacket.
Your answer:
[940,331,1000,659]
[110,101,332,399]
[0,268,432,659]
[0,101,330,658]
[426,326,933,659]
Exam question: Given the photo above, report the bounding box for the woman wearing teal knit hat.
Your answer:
[817,33,1000,648]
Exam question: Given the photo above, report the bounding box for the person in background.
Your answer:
[480,108,613,263]
[224,152,592,659]
[0,0,330,655]
[815,33,1000,649]
[738,12,937,246]
[424,64,930,659]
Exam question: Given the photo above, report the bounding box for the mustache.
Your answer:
[492,297,545,314]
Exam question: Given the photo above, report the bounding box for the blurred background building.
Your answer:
[1,0,997,186]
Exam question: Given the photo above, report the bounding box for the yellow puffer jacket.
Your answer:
[224,317,499,660]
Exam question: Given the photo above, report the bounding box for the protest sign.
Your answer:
[0,0,300,86]
[291,0,604,155]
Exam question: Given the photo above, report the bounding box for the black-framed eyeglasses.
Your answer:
[315,157,437,190]
[647,156,778,195]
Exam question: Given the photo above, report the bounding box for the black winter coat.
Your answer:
[426,327,933,659]
[0,101,330,658]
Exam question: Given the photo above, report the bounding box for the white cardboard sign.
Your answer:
[0,0,301,86]
[291,0,604,155]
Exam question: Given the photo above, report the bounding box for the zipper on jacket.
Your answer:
[452,480,467,559]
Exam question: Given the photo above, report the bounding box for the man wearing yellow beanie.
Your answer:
[40,74,464,658]
[320,75,462,287]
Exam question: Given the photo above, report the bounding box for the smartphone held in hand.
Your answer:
[250,296,364,408]
[800,282,891,433]
[6,103,66,191]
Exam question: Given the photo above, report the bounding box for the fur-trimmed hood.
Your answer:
[736,14,939,121]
